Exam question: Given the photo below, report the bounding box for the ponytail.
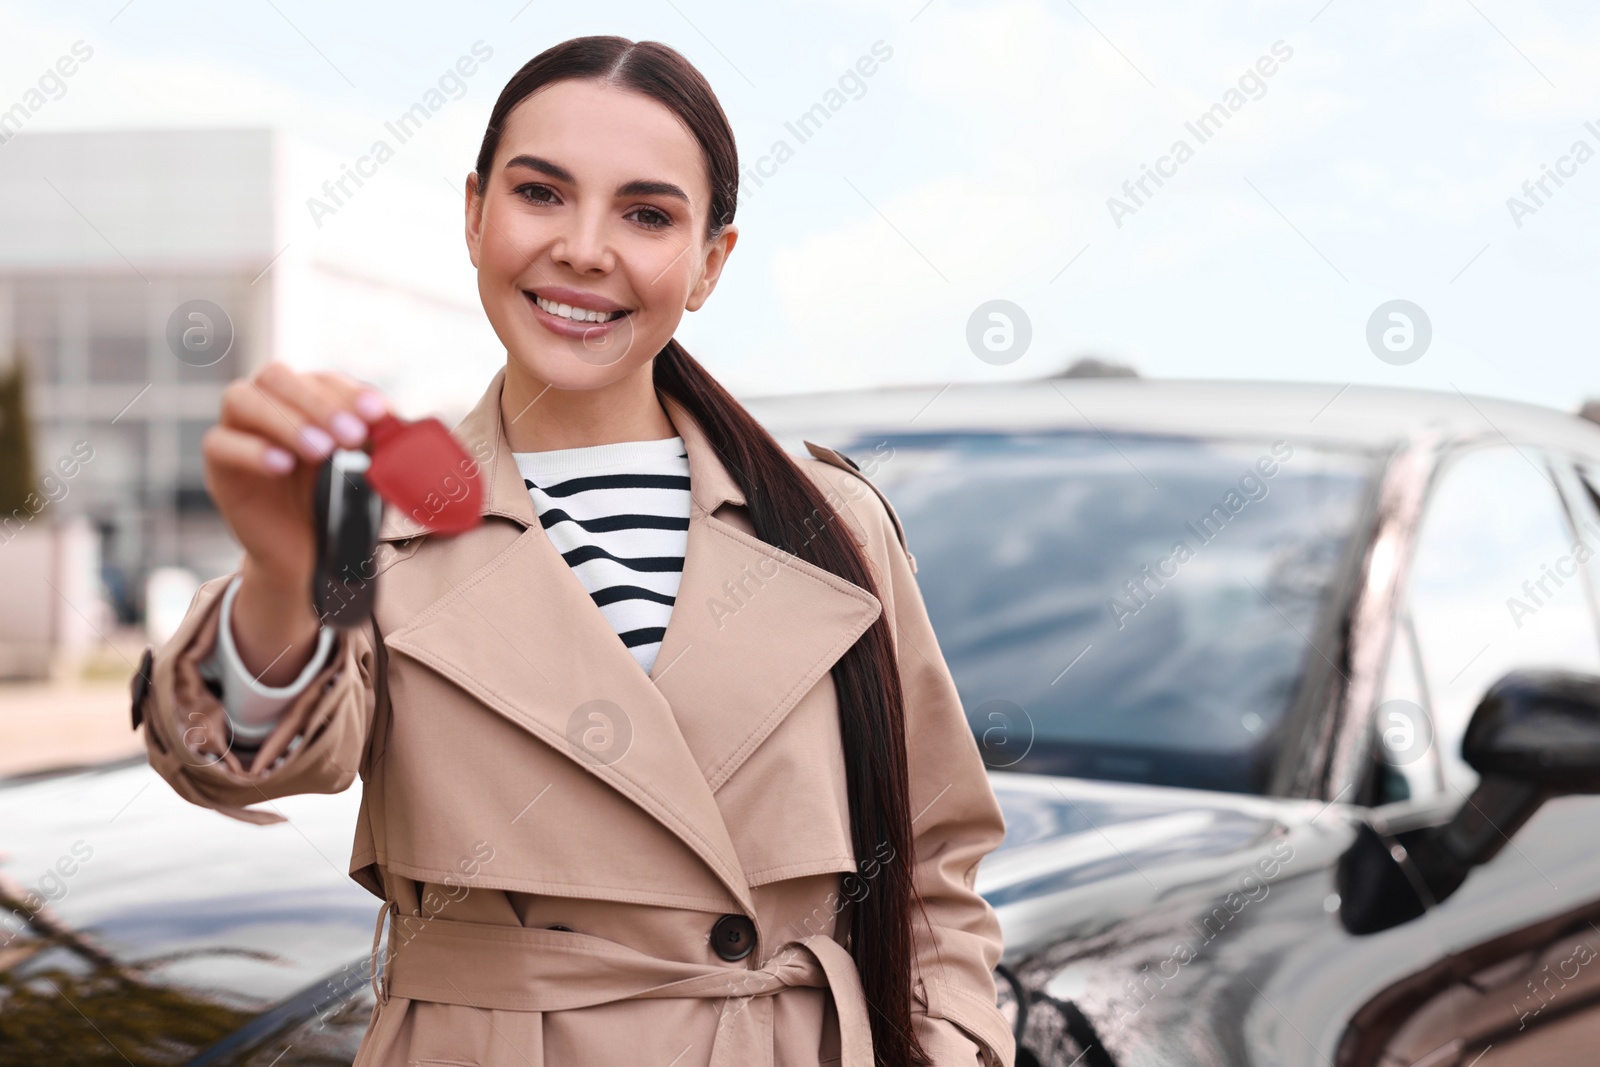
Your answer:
[655,341,932,1067]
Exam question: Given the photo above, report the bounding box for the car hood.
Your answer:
[981,770,1353,949]
[2,758,1355,1065]
[0,756,377,1061]
[985,770,1328,878]
[980,770,1364,1065]
[2,760,1333,997]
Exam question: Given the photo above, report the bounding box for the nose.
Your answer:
[551,205,614,275]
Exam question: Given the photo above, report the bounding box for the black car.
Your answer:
[751,376,1600,1067]
[5,377,1600,1066]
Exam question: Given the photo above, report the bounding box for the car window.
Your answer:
[1567,461,1600,625]
[1576,463,1600,517]
[845,431,1376,795]
[1372,605,1445,804]
[1387,446,1600,801]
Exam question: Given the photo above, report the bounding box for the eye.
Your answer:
[514,183,559,205]
[628,205,673,230]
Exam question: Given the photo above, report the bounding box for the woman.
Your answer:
[138,35,1013,1067]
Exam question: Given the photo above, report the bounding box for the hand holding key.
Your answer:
[204,363,485,673]
[203,363,391,681]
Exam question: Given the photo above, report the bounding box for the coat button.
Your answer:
[130,646,153,731]
[710,914,756,961]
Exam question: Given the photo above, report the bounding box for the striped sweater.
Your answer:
[202,436,691,741]
[513,436,690,674]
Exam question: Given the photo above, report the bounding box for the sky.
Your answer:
[3,0,1598,414]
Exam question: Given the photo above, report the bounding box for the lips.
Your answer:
[524,288,632,323]
[523,290,634,341]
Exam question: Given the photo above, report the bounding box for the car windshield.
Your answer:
[838,431,1379,795]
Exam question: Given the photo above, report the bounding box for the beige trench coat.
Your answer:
[138,366,1015,1067]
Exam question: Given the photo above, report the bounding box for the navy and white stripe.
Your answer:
[513,437,691,674]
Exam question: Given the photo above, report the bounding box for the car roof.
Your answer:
[745,378,1600,460]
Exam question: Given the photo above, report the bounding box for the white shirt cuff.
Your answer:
[199,574,336,742]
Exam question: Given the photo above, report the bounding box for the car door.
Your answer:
[1327,443,1600,1066]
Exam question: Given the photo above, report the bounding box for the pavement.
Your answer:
[0,639,148,779]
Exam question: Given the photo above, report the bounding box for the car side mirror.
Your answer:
[1337,669,1600,935]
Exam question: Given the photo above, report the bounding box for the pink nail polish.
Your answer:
[300,425,335,456]
[263,446,295,473]
[355,390,387,420]
[331,411,367,446]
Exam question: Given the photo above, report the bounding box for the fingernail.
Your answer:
[354,390,387,420]
[263,446,295,473]
[331,411,367,446]
[300,425,335,457]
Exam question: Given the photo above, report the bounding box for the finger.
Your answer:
[221,376,336,461]
[256,362,370,448]
[203,423,298,477]
[305,370,390,424]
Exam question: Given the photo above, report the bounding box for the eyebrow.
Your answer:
[503,154,692,205]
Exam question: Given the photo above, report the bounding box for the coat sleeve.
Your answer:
[806,454,1016,1067]
[137,569,379,826]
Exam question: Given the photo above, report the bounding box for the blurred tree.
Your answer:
[0,878,302,1065]
[0,344,38,518]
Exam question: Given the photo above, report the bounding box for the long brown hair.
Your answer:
[475,35,931,1067]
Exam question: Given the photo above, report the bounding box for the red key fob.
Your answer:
[365,413,483,534]
[311,412,482,627]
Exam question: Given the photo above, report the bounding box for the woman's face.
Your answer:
[465,78,736,391]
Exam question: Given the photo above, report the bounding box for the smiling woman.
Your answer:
[462,72,737,417]
[138,33,1013,1067]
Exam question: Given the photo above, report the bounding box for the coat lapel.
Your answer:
[372,368,882,912]
[648,393,885,792]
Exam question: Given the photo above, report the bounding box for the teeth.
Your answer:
[532,293,623,323]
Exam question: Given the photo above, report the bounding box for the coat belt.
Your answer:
[370,901,873,1066]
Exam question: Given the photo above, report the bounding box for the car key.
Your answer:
[311,413,483,627]
[313,448,384,627]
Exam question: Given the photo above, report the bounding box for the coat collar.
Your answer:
[373,366,882,915]
[377,366,747,542]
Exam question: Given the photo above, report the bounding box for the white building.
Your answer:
[0,126,500,636]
